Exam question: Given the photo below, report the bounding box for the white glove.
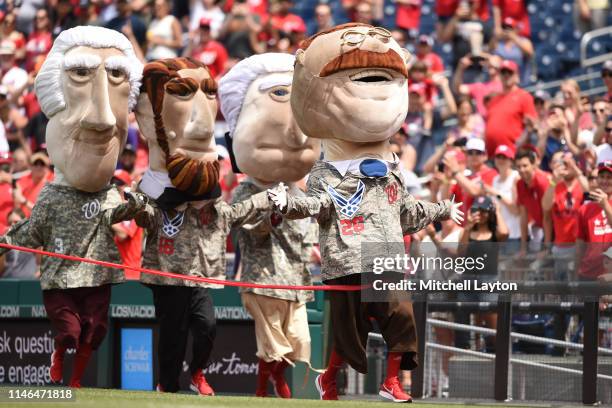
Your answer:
[450,197,464,225]
[267,182,288,211]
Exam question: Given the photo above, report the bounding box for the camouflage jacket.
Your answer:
[137,192,270,288]
[281,160,452,282]
[232,181,315,303]
[0,184,148,290]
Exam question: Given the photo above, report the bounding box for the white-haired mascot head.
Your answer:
[35,26,143,192]
[218,53,320,185]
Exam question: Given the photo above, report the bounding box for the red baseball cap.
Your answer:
[598,160,612,174]
[502,17,517,29]
[0,152,11,165]
[500,60,518,73]
[199,17,212,28]
[112,169,132,186]
[494,144,515,159]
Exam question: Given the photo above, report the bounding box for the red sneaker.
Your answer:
[49,348,64,384]
[255,389,267,397]
[315,374,338,400]
[68,379,81,388]
[270,374,291,398]
[190,371,215,396]
[379,377,413,403]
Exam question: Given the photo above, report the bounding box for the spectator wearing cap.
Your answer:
[576,161,612,280]
[443,137,497,220]
[575,0,610,33]
[0,12,26,61]
[0,153,13,234]
[485,59,537,158]
[408,60,438,103]
[437,0,492,72]
[536,104,580,172]
[184,18,229,79]
[453,54,503,117]
[533,90,551,125]
[105,0,147,61]
[0,85,28,154]
[492,0,530,38]
[111,169,144,280]
[270,0,307,36]
[14,151,53,218]
[117,141,138,178]
[0,208,38,280]
[485,144,521,251]
[395,0,421,35]
[406,74,457,172]
[146,0,183,61]
[489,17,533,85]
[603,61,612,103]
[515,148,550,254]
[190,0,227,38]
[310,3,334,35]
[0,40,28,99]
[24,8,52,72]
[416,34,444,74]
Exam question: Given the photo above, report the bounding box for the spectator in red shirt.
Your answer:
[111,170,144,280]
[24,9,52,72]
[396,0,421,34]
[0,12,26,62]
[270,0,307,35]
[542,151,585,270]
[0,153,13,235]
[14,151,53,218]
[492,0,530,38]
[453,53,503,116]
[577,161,612,279]
[416,34,444,74]
[485,60,536,158]
[515,148,550,254]
[185,18,229,79]
[443,138,497,219]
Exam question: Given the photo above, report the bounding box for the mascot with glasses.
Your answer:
[0,26,149,388]
[267,23,464,403]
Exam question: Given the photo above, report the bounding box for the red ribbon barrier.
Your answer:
[0,243,365,291]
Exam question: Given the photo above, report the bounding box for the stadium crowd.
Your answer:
[0,0,610,369]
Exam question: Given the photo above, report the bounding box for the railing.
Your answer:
[580,26,612,68]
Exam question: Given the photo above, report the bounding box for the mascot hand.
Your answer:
[124,189,149,210]
[267,182,288,211]
[450,197,464,225]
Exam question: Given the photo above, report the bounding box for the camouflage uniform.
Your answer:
[232,180,315,364]
[135,191,269,392]
[280,159,452,373]
[137,192,270,287]
[0,183,149,351]
[0,183,148,290]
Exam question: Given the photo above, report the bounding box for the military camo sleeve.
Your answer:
[400,193,452,235]
[0,198,46,256]
[103,190,151,225]
[282,176,332,222]
[219,191,271,230]
[230,183,273,237]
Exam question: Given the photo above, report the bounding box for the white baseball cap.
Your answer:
[465,138,486,153]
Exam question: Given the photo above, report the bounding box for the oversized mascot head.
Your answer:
[35,26,143,192]
[291,23,411,147]
[218,53,320,185]
[135,58,220,197]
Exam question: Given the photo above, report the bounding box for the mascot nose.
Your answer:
[80,71,116,131]
[361,35,390,53]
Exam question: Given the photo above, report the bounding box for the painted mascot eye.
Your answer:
[67,67,93,83]
[107,68,127,84]
[269,86,290,102]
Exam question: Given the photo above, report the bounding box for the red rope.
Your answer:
[0,243,364,291]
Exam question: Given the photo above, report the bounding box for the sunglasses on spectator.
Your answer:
[32,160,47,167]
[602,71,612,78]
[500,69,514,76]
[606,127,612,133]
[467,150,484,156]
[593,108,606,114]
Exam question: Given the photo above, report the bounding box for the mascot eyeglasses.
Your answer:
[340,27,392,47]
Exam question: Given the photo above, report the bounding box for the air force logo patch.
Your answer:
[162,211,185,238]
[326,180,365,219]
